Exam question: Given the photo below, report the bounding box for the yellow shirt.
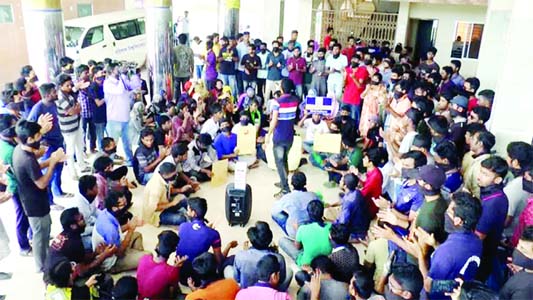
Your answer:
[463,153,490,198]
[142,172,169,226]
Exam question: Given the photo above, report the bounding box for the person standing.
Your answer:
[217,37,239,100]
[265,42,286,101]
[12,119,66,272]
[56,74,90,178]
[204,40,218,91]
[342,56,368,127]
[267,79,299,198]
[104,62,134,166]
[241,44,262,90]
[28,83,71,205]
[76,65,96,153]
[173,33,194,96]
[191,36,205,79]
[309,48,327,96]
[286,47,306,99]
[88,66,107,151]
[325,43,348,101]
[256,42,270,100]
[236,32,251,94]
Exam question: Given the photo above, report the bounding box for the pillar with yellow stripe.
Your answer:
[145,0,174,100]
[21,0,66,83]
[224,0,240,38]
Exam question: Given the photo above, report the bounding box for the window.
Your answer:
[0,5,14,24]
[451,22,484,59]
[65,26,85,47]
[82,26,104,48]
[109,19,144,40]
[77,3,92,18]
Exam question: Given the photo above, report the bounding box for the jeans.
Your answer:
[140,173,153,185]
[195,65,203,79]
[295,84,303,99]
[107,121,134,165]
[236,71,244,94]
[273,141,293,192]
[95,122,106,151]
[12,193,31,251]
[302,141,314,154]
[28,214,51,272]
[63,128,88,176]
[41,143,64,200]
[81,117,96,151]
[272,211,289,235]
[343,102,361,129]
[279,236,301,262]
[206,79,216,91]
[326,162,348,183]
[219,74,238,99]
[159,199,188,226]
[257,78,266,100]
[243,80,257,91]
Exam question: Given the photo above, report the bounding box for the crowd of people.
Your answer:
[0,22,531,300]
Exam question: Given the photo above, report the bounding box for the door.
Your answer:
[413,19,438,63]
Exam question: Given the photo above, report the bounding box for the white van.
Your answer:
[64,9,147,66]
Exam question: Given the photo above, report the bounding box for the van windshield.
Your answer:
[65,26,85,47]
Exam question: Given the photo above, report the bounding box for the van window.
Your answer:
[65,26,85,47]
[82,25,104,48]
[109,19,144,40]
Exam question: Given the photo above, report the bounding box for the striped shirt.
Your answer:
[134,144,158,178]
[56,91,80,134]
[272,94,299,144]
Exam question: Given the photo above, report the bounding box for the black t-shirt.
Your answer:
[48,231,85,265]
[219,46,238,75]
[500,271,533,300]
[12,145,50,217]
[241,54,262,81]
[333,116,358,141]
[154,128,167,148]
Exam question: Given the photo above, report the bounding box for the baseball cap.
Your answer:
[451,95,468,109]
[418,165,446,189]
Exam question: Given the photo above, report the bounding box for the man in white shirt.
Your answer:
[66,175,99,250]
[298,111,329,154]
[200,102,224,139]
[257,42,270,100]
[191,36,205,79]
[325,43,348,101]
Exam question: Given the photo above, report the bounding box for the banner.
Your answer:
[305,96,338,118]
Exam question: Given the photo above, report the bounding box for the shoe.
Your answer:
[274,182,281,188]
[50,204,65,211]
[0,272,12,280]
[20,248,32,257]
[323,181,338,188]
[274,190,289,199]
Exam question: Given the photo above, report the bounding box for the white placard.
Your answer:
[234,161,247,190]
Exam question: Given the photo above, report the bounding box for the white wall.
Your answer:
[407,3,487,77]
[283,0,313,42]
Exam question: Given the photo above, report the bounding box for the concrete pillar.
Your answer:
[224,0,240,38]
[394,0,410,46]
[145,0,173,100]
[283,0,313,41]
[486,0,533,153]
[21,0,65,83]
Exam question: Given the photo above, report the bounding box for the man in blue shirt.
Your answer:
[474,156,509,282]
[327,173,370,240]
[176,197,237,285]
[406,192,483,300]
[92,191,146,273]
[267,79,299,198]
[271,171,319,238]
[434,141,463,202]
[28,83,69,207]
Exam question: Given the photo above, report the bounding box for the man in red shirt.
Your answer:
[352,147,385,218]
[137,230,187,300]
[341,36,356,62]
[323,26,333,48]
[342,56,369,127]
[462,77,480,112]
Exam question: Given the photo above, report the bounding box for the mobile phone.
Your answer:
[430,280,460,294]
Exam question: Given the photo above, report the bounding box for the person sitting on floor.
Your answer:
[183,133,218,182]
[323,137,363,188]
[142,162,188,227]
[134,128,170,185]
[213,118,258,171]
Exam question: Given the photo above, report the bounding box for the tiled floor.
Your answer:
[0,155,343,299]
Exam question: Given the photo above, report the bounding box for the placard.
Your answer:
[234,161,247,190]
[236,126,256,155]
[313,133,342,154]
[305,96,338,118]
[211,159,228,187]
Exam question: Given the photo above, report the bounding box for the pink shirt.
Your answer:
[94,173,107,210]
[287,56,306,85]
[512,197,533,247]
[137,254,180,300]
[235,285,292,300]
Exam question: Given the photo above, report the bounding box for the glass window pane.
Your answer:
[77,4,92,18]
[82,26,104,48]
[109,20,139,40]
[0,5,14,23]
[467,24,484,59]
[65,26,85,47]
